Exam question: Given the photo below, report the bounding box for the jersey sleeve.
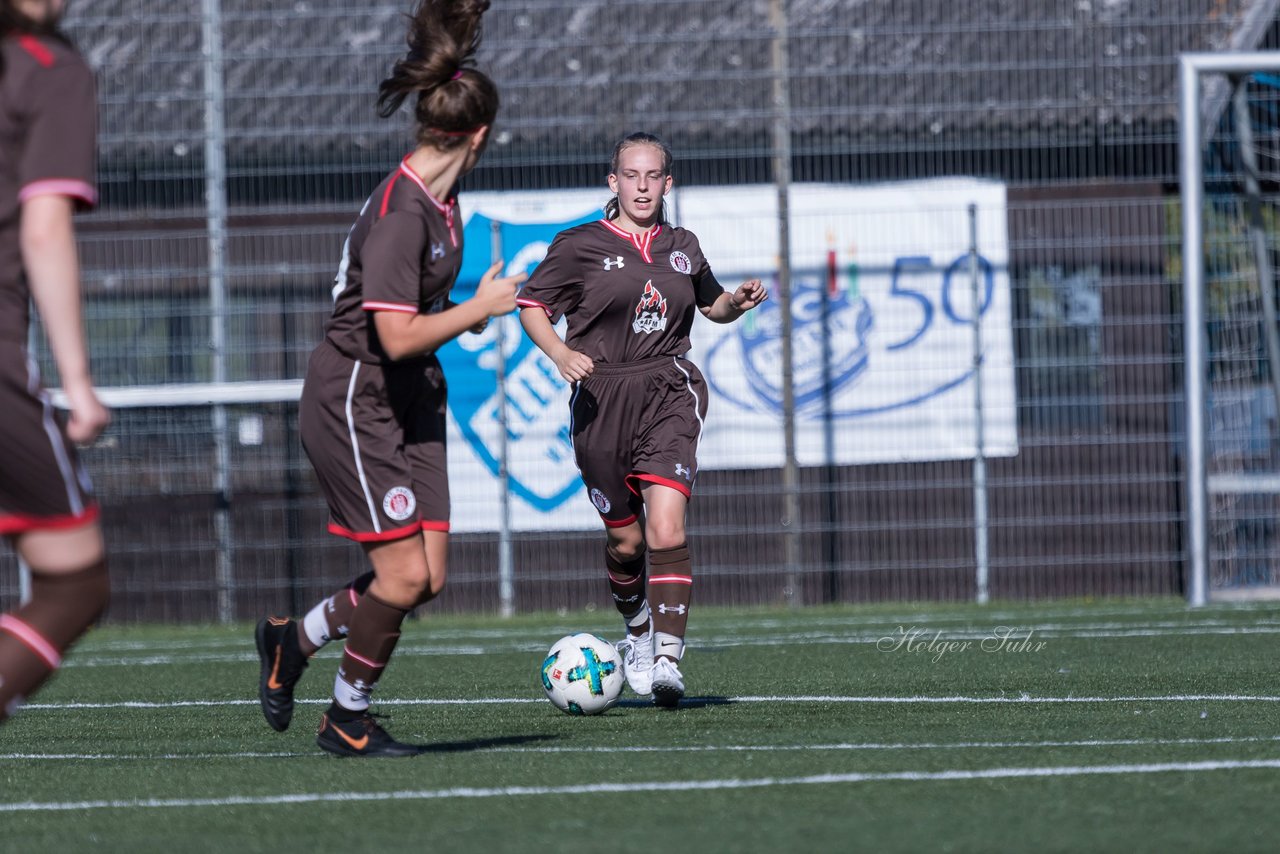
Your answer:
[689,236,725,308]
[361,212,426,313]
[516,231,584,324]
[17,50,98,210]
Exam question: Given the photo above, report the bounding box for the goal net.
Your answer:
[1183,53,1280,603]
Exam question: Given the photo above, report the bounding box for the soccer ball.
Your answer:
[540,632,624,715]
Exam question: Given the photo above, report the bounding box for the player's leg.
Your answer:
[639,483,692,708]
[0,522,109,723]
[314,533,430,757]
[571,371,652,693]
[419,529,448,602]
[255,570,374,732]
[605,518,653,694]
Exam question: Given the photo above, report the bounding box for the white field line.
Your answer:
[60,622,1280,669]
[74,607,1280,654]
[23,693,1280,711]
[4,759,1280,813]
[5,734,1280,763]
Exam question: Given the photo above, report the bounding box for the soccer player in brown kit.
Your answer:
[253,0,523,756]
[517,133,768,707]
[0,0,112,723]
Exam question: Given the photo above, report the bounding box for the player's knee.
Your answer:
[607,539,644,564]
[417,568,447,605]
[644,523,686,551]
[376,569,431,608]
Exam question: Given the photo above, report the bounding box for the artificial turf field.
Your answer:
[4,598,1280,852]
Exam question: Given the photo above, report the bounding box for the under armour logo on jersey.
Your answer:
[430,242,446,260]
[675,463,691,479]
[603,256,625,270]
[657,603,687,615]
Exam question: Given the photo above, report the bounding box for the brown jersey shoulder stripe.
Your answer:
[17,35,54,68]
[392,157,460,248]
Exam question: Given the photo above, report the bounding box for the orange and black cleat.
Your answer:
[254,616,308,732]
[316,711,424,758]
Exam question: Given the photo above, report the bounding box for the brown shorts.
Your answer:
[0,344,97,534]
[299,339,449,542]
[570,355,708,527]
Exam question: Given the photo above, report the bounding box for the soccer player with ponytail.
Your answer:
[0,0,112,724]
[518,133,768,707]
[254,0,523,756]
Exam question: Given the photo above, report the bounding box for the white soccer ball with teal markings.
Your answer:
[540,632,624,715]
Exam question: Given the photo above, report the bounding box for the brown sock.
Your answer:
[648,544,692,661]
[332,590,408,711]
[606,546,648,632]
[298,571,374,655]
[0,561,109,721]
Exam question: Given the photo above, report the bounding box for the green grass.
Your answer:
[4,598,1280,852]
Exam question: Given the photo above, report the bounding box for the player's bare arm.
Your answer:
[20,194,110,443]
[702,277,769,323]
[444,299,489,333]
[518,306,594,382]
[375,260,523,359]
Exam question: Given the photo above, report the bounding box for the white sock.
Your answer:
[302,597,334,649]
[625,602,651,632]
[333,673,370,712]
[654,631,684,661]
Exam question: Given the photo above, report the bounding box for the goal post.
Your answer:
[1181,52,1280,606]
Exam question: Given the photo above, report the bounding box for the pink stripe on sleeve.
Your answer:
[0,615,61,669]
[19,179,98,207]
[362,301,419,314]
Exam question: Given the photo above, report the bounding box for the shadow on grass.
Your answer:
[419,733,560,754]
[614,696,733,711]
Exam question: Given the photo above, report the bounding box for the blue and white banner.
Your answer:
[442,179,1016,531]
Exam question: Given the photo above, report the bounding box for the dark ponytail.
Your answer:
[376,0,499,150]
[604,132,674,225]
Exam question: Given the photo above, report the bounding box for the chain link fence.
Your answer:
[4,0,1278,621]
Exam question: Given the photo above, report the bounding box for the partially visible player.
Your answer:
[0,0,112,723]
[254,0,523,756]
[517,132,768,707]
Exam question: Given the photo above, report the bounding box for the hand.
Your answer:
[63,384,110,444]
[474,260,526,318]
[730,278,769,311]
[552,346,594,383]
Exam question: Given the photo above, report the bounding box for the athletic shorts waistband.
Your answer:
[589,355,687,377]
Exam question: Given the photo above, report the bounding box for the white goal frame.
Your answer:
[1181,51,1280,606]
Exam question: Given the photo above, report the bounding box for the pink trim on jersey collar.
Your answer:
[599,219,662,264]
[399,156,459,248]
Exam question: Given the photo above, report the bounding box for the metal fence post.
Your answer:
[969,204,990,604]
[201,0,233,623]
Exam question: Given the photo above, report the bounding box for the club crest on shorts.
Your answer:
[669,250,691,275]
[383,486,416,521]
[589,488,611,513]
[632,280,668,334]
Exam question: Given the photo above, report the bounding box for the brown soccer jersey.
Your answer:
[0,34,97,345]
[0,34,98,531]
[326,156,463,365]
[300,158,462,540]
[516,220,724,363]
[519,219,724,523]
